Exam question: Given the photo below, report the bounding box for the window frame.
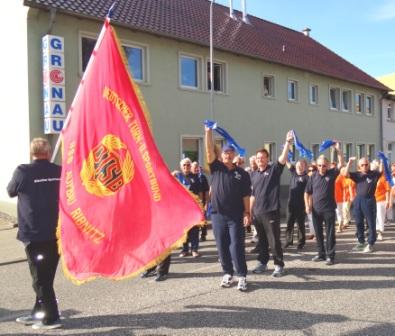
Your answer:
[356,143,365,160]
[344,143,353,162]
[287,79,298,102]
[329,87,340,110]
[365,95,374,116]
[180,135,204,164]
[366,144,375,162]
[263,142,277,163]
[179,53,203,91]
[309,84,318,105]
[355,92,364,114]
[387,102,394,121]
[263,75,275,98]
[341,89,352,112]
[206,58,227,94]
[121,40,150,83]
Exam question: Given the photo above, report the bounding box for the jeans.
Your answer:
[211,213,247,277]
[312,209,336,260]
[182,226,200,252]
[353,196,377,245]
[254,210,284,267]
[25,240,60,324]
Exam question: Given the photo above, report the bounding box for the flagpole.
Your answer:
[51,2,118,162]
[209,0,215,121]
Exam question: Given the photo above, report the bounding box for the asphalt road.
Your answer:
[1,221,395,336]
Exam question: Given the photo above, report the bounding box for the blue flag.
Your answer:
[204,120,246,157]
[319,139,336,153]
[377,152,394,187]
[292,130,313,160]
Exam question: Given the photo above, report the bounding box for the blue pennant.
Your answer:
[377,151,394,187]
[204,120,246,157]
[319,139,336,153]
[292,130,313,160]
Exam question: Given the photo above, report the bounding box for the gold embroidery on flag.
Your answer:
[80,135,134,197]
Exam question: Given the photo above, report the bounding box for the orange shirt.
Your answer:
[375,175,390,202]
[335,175,345,203]
[344,178,355,202]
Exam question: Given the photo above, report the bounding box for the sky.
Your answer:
[215,0,395,78]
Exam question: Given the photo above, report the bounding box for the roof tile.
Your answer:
[24,0,388,91]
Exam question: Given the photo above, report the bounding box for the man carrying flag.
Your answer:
[205,125,251,291]
[57,15,203,283]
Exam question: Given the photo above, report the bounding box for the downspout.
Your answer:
[46,8,57,34]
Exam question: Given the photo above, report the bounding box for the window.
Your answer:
[329,87,340,110]
[342,90,351,112]
[356,144,365,160]
[180,55,200,89]
[207,62,225,93]
[288,80,298,101]
[311,144,320,160]
[123,45,147,81]
[365,95,374,115]
[309,85,318,104]
[366,144,375,162]
[263,75,275,97]
[182,137,202,163]
[344,143,353,161]
[263,142,276,162]
[80,35,148,81]
[387,103,394,121]
[81,36,96,72]
[355,93,364,113]
[388,143,394,161]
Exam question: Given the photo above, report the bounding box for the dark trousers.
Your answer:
[182,226,199,252]
[201,225,207,238]
[147,255,171,275]
[25,240,60,324]
[254,210,284,267]
[211,213,247,277]
[285,206,306,246]
[312,209,336,259]
[353,196,377,245]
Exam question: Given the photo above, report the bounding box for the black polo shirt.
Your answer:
[288,166,308,208]
[175,172,201,195]
[305,168,339,212]
[7,159,61,243]
[349,170,381,198]
[209,159,251,220]
[251,161,285,215]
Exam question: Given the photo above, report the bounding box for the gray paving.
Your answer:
[0,215,394,335]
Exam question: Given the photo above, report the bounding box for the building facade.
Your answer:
[0,0,389,205]
[377,73,395,161]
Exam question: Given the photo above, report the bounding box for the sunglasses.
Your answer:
[317,164,327,168]
[360,163,369,167]
[183,164,191,167]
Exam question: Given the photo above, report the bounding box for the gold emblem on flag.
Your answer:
[80,135,134,197]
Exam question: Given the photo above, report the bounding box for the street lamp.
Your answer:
[209,0,215,121]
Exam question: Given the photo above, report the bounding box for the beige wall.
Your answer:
[1,9,383,205]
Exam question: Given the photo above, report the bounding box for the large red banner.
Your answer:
[58,19,203,284]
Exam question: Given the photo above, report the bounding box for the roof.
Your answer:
[377,73,395,94]
[25,0,389,91]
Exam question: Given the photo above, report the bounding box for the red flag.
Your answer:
[58,19,203,284]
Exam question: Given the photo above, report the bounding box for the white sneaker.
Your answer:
[363,244,374,253]
[272,265,285,277]
[237,276,247,291]
[220,274,233,288]
[377,232,383,241]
